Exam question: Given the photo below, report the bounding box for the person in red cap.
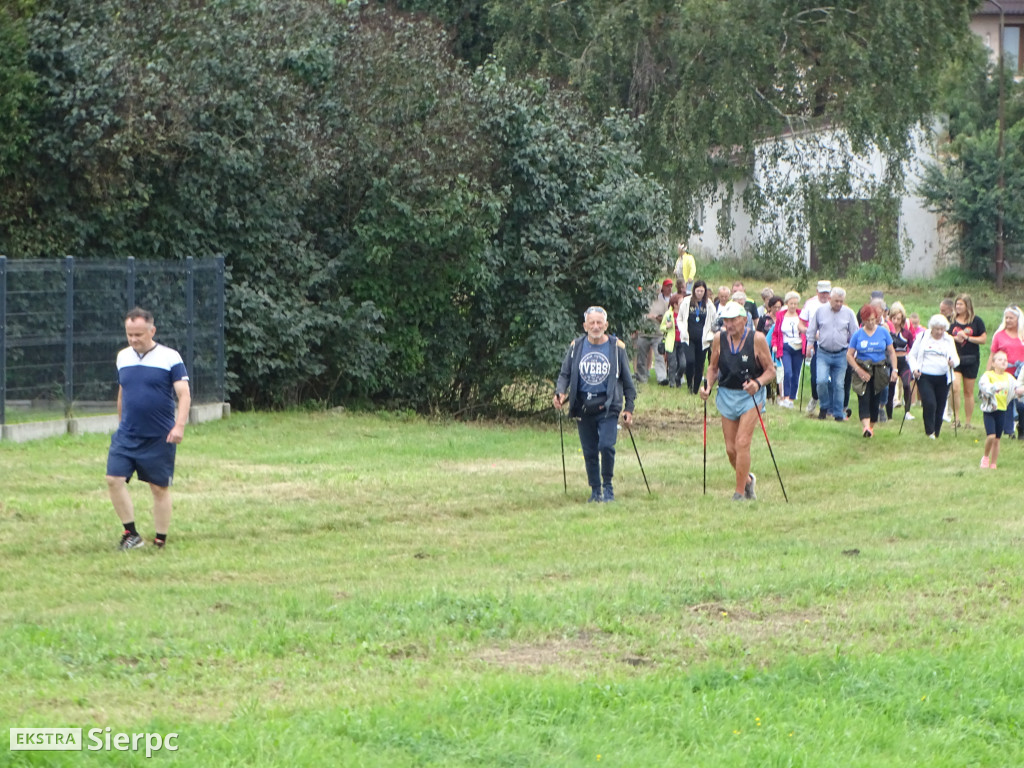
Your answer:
[634,279,673,385]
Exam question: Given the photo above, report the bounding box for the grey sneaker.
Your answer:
[805,398,818,414]
[878,412,888,423]
[118,531,144,551]
[744,473,757,501]
[731,492,746,501]
[587,489,603,503]
[602,486,615,503]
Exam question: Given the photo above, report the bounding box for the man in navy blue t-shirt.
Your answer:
[106,308,191,551]
[553,306,636,502]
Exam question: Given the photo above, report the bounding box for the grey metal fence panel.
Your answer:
[0,256,226,425]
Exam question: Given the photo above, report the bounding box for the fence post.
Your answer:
[215,254,225,403]
[0,255,6,427]
[127,255,136,309]
[185,256,195,400]
[64,256,74,418]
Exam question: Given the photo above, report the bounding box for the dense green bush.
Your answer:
[0,0,667,412]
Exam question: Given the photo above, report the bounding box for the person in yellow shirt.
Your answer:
[978,350,1023,469]
[674,243,696,293]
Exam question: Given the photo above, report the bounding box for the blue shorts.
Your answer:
[716,385,766,421]
[106,431,177,487]
[984,411,1005,438]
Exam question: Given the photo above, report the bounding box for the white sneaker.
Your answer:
[905,412,915,420]
[805,398,818,414]
[943,414,951,423]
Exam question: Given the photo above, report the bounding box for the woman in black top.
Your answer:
[887,301,915,419]
[950,293,987,429]
[699,301,776,502]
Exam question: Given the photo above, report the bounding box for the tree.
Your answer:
[0,2,37,240]
[394,0,975,238]
[918,38,1024,277]
[1,0,668,412]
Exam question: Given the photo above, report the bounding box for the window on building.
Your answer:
[1003,25,1023,72]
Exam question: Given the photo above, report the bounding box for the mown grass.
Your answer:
[2,388,1023,766]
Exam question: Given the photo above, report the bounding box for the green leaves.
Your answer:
[0,1,668,412]
[919,40,1024,277]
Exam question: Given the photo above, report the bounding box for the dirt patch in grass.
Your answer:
[474,631,653,673]
[631,407,705,433]
[477,637,601,672]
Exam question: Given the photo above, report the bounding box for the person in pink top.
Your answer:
[771,291,806,408]
[990,306,1024,438]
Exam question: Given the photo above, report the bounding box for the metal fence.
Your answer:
[0,255,225,426]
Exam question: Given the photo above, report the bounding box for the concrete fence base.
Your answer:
[1,403,230,443]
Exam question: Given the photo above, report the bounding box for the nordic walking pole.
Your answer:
[951,386,958,438]
[701,378,708,495]
[626,423,652,495]
[798,356,806,412]
[557,408,567,494]
[950,368,959,438]
[794,358,802,411]
[749,390,789,503]
[899,376,917,435]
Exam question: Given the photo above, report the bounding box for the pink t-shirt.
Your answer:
[991,329,1024,369]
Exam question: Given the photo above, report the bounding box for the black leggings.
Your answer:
[684,342,709,394]
[916,373,950,437]
[857,383,883,423]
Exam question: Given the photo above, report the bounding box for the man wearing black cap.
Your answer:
[635,279,673,385]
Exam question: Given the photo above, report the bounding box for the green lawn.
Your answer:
[2,389,1022,766]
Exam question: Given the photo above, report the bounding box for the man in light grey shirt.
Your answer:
[635,279,673,384]
[806,287,859,421]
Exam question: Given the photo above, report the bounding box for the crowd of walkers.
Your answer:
[633,255,1024,469]
[555,245,1024,503]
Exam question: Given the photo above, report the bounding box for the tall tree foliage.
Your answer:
[0,2,37,239]
[919,39,1024,277]
[1,0,667,411]
[397,0,974,235]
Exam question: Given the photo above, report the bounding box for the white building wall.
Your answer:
[691,124,949,278]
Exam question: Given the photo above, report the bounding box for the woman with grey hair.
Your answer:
[770,291,805,407]
[907,314,960,439]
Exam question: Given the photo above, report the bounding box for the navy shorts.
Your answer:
[106,431,177,487]
[983,411,1005,438]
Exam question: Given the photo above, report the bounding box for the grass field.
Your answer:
[2,378,1023,766]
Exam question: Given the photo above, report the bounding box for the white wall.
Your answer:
[690,124,950,278]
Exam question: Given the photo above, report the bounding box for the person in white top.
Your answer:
[799,280,832,413]
[907,314,959,439]
[771,291,806,407]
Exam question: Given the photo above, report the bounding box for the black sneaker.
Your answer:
[744,473,757,501]
[153,537,166,549]
[818,410,827,420]
[118,531,144,551]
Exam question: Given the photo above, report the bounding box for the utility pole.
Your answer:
[990,0,1006,288]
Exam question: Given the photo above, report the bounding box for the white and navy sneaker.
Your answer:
[118,531,144,551]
